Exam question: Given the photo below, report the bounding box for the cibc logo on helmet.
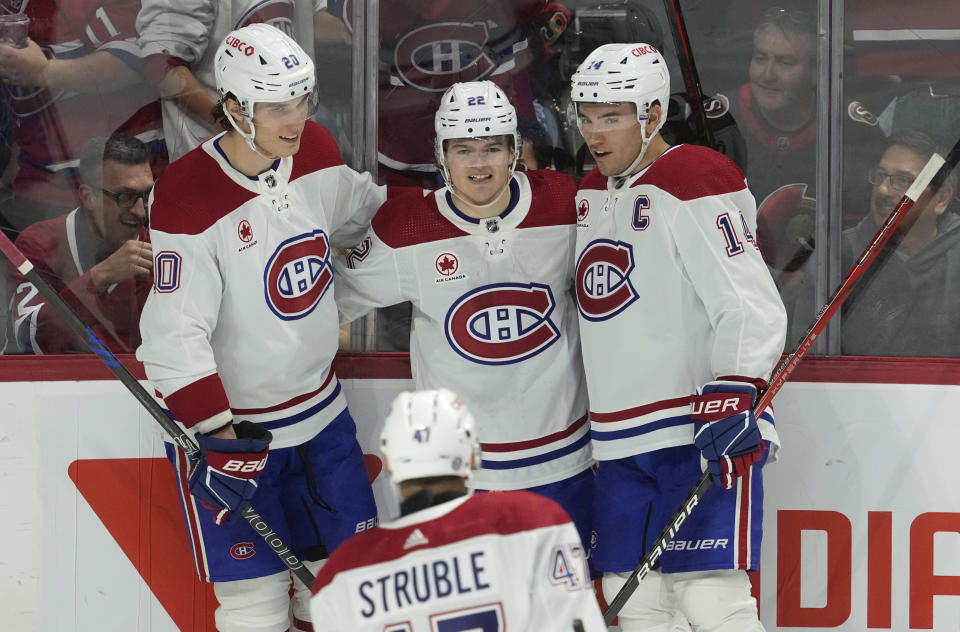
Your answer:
[225,35,255,56]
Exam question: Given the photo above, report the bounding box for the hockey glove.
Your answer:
[691,380,764,490]
[188,420,272,525]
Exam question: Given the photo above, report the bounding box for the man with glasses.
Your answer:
[841,130,958,355]
[3,132,153,354]
[782,129,959,357]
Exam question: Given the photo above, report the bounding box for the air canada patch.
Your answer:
[445,282,559,365]
[263,230,333,320]
[575,240,639,321]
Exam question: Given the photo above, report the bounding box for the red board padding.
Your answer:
[3,353,960,384]
[68,458,217,632]
[0,351,414,381]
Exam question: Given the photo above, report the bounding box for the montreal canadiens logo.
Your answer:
[575,240,639,321]
[445,282,559,365]
[435,252,459,276]
[394,22,496,92]
[230,542,256,560]
[263,230,333,321]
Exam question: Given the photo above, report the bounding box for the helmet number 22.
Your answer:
[467,96,486,106]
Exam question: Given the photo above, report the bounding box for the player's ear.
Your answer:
[647,102,664,132]
[224,97,245,124]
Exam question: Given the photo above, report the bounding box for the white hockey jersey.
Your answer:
[137,0,320,161]
[309,491,606,631]
[574,144,787,461]
[334,171,591,490]
[137,122,385,447]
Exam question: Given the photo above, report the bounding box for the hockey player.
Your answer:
[309,388,606,631]
[570,43,787,631]
[137,24,383,632]
[333,81,594,551]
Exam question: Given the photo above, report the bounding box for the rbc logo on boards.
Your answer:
[264,230,333,320]
[575,240,639,321]
[445,283,560,365]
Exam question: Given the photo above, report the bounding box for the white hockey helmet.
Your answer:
[214,23,316,118]
[434,81,521,184]
[570,42,670,136]
[380,389,480,484]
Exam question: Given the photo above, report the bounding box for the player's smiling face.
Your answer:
[252,94,311,158]
[444,136,514,206]
[577,102,645,177]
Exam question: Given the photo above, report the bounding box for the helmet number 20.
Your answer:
[282,54,300,69]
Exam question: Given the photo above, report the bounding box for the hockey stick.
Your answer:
[603,137,960,625]
[0,232,315,588]
[661,0,715,149]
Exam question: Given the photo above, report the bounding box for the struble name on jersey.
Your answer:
[353,548,493,619]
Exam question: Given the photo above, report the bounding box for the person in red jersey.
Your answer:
[4,133,153,354]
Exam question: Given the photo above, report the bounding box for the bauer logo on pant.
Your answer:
[445,282,559,365]
[575,239,638,321]
[263,230,333,320]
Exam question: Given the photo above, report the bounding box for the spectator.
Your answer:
[781,130,959,355]
[310,389,606,631]
[136,0,320,161]
[0,0,164,234]
[842,130,958,355]
[735,5,818,208]
[732,4,881,341]
[518,115,553,170]
[320,0,571,188]
[3,133,153,355]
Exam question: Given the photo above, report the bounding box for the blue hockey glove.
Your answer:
[691,380,764,490]
[189,420,272,525]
